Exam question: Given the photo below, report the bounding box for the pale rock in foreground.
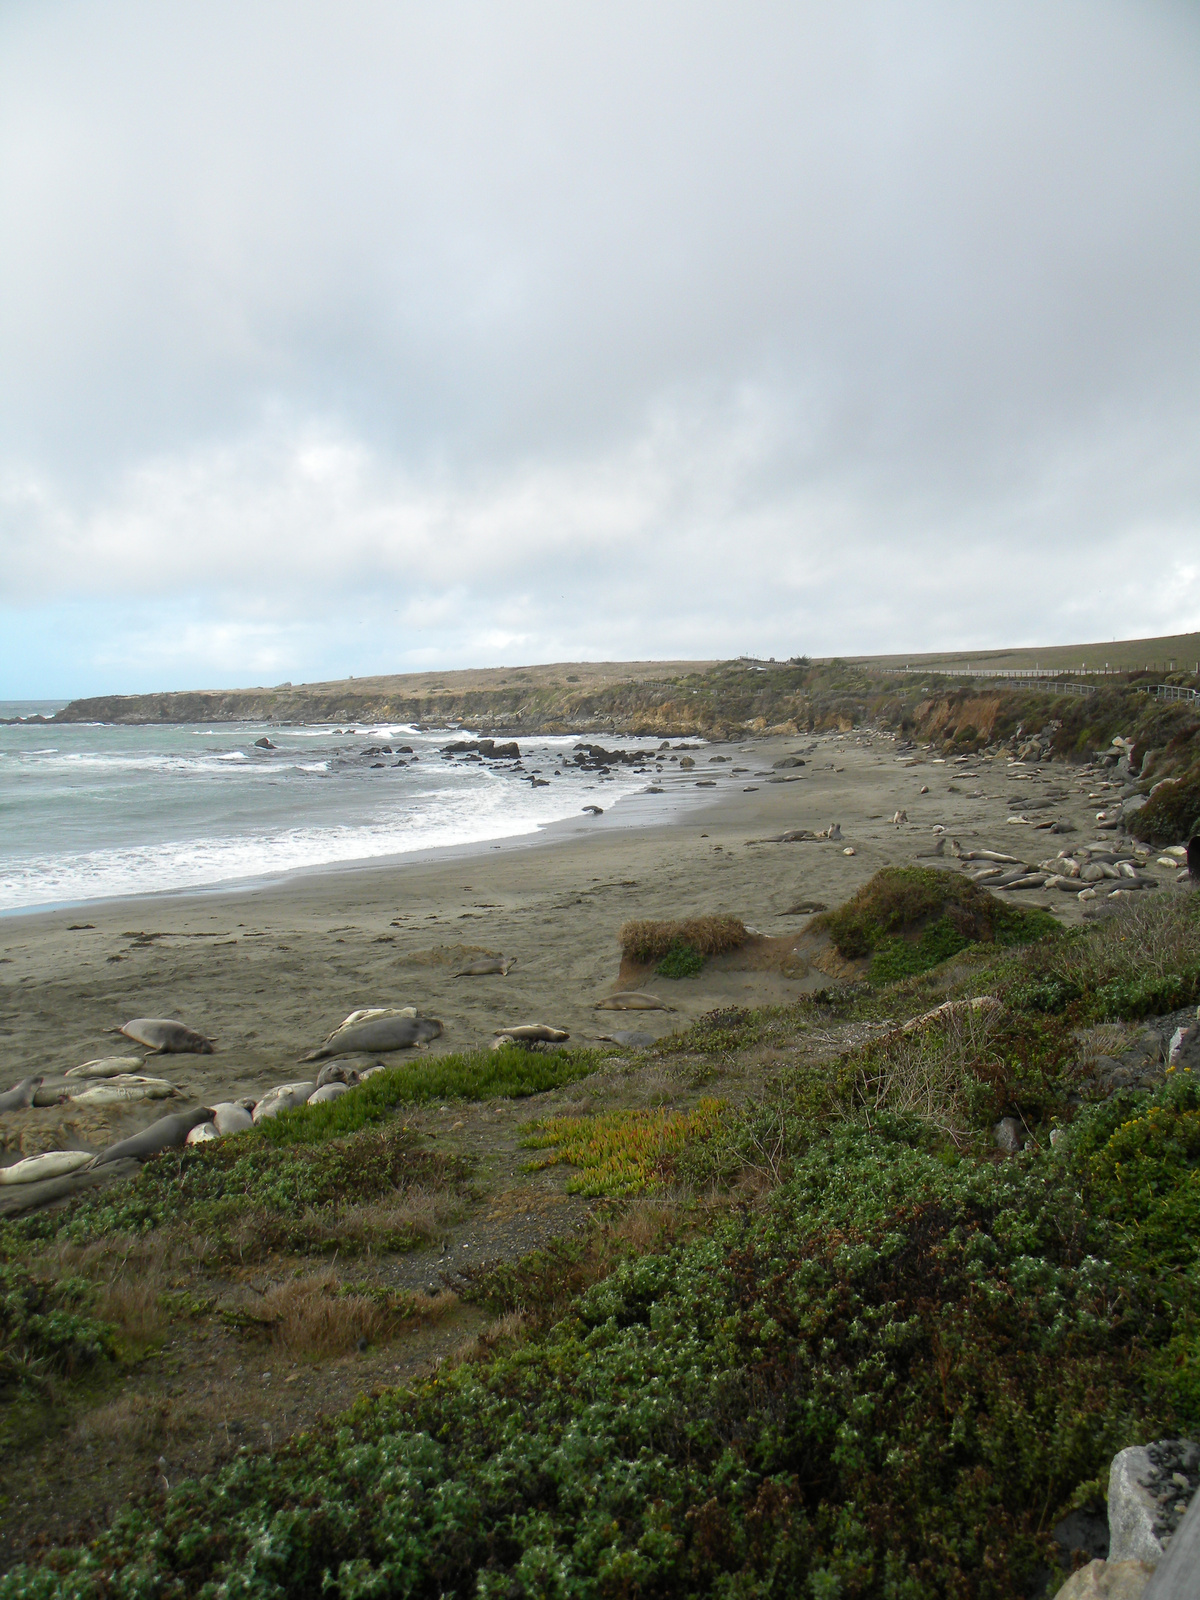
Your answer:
[1053,1560,1154,1599]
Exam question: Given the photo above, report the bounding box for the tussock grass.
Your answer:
[229,1270,455,1358]
[523,1099,724,1195]
[619,915,747,964]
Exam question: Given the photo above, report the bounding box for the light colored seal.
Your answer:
[307,1083,349,1104]
[118,1019,214,1055]
[0,1076,43,1113]
[186,1122,220,1144]
[90,1107,215,1167]
[493,1025,569,1043]
[0,1150,93,1185]
[593,993,676,1012]
[212,1101,255,1135]
[69,1074,178,1104]
[65,1057,145,1079]
[252,1082,317,1123]
[454,956,517,977]
[301,1013,443,1061]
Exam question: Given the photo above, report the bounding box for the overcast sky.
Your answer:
[2,0,1199,697]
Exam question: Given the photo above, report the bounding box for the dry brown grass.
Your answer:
[234,1271,456,1359]
[843,1002,1009,1143]
[619,915,748,964]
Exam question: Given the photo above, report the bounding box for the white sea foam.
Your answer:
[0,721,700,911]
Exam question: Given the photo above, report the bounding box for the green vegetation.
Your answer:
[523,1099,724,1195]
[655,939,706,978]
[254,1043,609,1144]
[1130,769,1200,845]
[820,865,1058,972]
[0,1265,113,1399]
[7,891,1200,1595]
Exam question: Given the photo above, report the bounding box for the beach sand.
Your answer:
[0,728,1103,1151]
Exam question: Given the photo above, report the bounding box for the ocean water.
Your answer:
[0,708,709,914]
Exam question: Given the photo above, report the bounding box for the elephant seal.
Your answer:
[315,1063,361,1089]
[0,1150,93,1185]
[307,1083,349,1104]
[582,805,603,815]
[252,1083,317,1123]
[70,1076,179,1106]
[594,992,675,1012]
[493,1024,569,1044]
[90,1107,214,1167]
[0,1076,43,1113]
[301,1013,443,1061]
[212,1100,255,1135]
[65,1057,145,1079]
[186,1122,220,1144]
[454,955,517,977]
[118,1019,214,1055]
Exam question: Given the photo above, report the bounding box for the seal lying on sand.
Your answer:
[69,1076,178,1106]
[493,1024,569,1046]
[0,1076,43,1113]
[454,955,517,977]
[186,1122,220,1144]
[118,1019,214,1055]
[90,1107,214,1167]
[307,1083,349,1103]
[212,1100,255,1135]
[315,1063,361,1089]
[252,1082,316,1122]
[0,1150,93,1185]
[594,1030,657,1048]
[301,1012,443,1061]
[65,1057,145,1079]
[594,993,676,1011]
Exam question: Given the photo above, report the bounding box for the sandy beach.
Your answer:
[0,727,1106,1151]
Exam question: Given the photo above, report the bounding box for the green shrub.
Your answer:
[867,914,971,983]
[5,1123,1152,1599]
[655,939,706,978]
[0,1264,113,1397]
[819,866,1054,963]
[1128,765,1200,845]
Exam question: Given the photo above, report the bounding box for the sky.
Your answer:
[2,0,1199,698]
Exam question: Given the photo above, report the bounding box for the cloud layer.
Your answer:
[2,0,1198,694]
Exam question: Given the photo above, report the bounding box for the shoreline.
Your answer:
[0,726,1119,1130]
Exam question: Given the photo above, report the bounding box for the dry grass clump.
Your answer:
[235,1270,456,1359]
[619,915,747,964]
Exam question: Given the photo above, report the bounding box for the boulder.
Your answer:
[1109,1447,1166,1564]
[1053,1561,1154,1599]
[993,1116,1024,1154]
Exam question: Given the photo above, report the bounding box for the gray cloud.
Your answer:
[1,0,1198,694]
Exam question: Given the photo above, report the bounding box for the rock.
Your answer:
[1121,795,1149,821]
[679,756,695,769]
[253,736,275,749]
[772,756,806,768]
[1052,1560,1155,1599]
[1110,1447,1167,1564]
[993,1116,1024,1154]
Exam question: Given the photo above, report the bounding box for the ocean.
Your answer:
[0,707,710,914]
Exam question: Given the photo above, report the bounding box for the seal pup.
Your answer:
[90,1107,215,1167]
[0,1150,93,1185]
[315,1063,361,1089]
[65,1057,145,1079]
[0,1076,43,1113]
[252,1082,317,1122]
[307,1083,349,1104]
[594,1030,657,1048]
[212,1100,255,1135]
[594,993,676,1012]
[493,1024,569,1045]
[117,1019,214,1055]
[453,955,517,977]
[301,1013,443,1062]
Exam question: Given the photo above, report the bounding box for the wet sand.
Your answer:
[0,729,1105,1153]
